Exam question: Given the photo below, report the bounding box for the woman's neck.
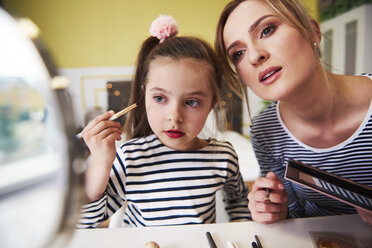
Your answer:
[280,69,341,124]
[278,71,371,148]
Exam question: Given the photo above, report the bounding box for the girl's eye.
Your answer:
[154,96,165,103]
[185,99,199,107]
[231,50,245,63]
[260,24,276,38]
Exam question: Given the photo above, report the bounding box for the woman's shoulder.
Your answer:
[359,73,372,79]
[341,73,372,99]
[340,73,372,84]
[251,101,279,127]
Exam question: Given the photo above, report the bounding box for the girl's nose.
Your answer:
[167,108,183,123]
[167,114,183,123]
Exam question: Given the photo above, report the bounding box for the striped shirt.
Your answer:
[78,134,250,228]
[250,74,372,218]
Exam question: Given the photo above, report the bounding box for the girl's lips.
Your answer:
[259,67,282,84]
[165,130,185,138]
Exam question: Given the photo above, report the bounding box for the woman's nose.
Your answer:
[248,45,268,66]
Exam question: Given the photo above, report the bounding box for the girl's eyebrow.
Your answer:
[150,87,208,97]
[226,14,274,54]
[149,87,167,92]
[186,91,208,97]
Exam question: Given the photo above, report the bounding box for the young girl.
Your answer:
[77,15,250,228]
[215,0,372,225]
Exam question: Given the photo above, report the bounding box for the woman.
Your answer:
[215,0,372,225]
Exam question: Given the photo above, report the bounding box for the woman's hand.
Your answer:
[81,110,123,202]
[356,207,372,226]
[248,172,288,224]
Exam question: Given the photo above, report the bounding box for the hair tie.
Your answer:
[149,14,178,44]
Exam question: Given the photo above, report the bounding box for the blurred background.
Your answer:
[2,0,371,137]
[0,0,318,136]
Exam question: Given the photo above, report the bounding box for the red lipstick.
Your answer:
[165,129,185,138]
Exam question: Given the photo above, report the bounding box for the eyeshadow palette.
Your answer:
[284,160,372,213]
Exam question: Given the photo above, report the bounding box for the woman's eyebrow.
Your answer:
[226,15,274,54]
[249,14,274,33]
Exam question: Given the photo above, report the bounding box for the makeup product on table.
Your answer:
[251,241,258,248]
[76,103,137,139]
[206,231,217,248]
[310,232,358,248]
[254,235,263,248]
[226,241,239,248]
[144,241,160,248]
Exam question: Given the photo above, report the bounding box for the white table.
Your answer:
[67,214,372,248]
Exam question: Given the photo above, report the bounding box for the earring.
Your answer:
[313,42,321,58]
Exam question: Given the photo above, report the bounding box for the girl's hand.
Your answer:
[81,110,122,166]
[248,172,288,224]
[356,207,372,226]
[81,111,122,202]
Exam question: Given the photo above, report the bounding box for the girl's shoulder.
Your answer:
[119,134,161,150]
[207,137,237,154]
[208,138,233,148]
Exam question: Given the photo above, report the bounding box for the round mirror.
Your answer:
[0,8,83,248]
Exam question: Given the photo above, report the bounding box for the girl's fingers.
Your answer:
[84,120,121,140]
[82,111,115,135]
[90,123,121,139]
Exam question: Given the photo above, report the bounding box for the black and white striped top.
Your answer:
[250,75,372,218]
[78,134,250,228]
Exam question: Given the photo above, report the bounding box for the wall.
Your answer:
[3,0,233,68]
[3,0,318,69]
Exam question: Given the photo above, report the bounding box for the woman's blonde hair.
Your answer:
[215,0,321,118]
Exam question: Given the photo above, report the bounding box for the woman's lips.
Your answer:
[259,67,282,85]
[165,129,185,138]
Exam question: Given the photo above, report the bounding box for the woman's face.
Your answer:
[223,0,318,101]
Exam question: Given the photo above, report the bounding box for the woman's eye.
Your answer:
[154,96,165,103]
[185,99,199,107]
[260,24,275,38]
[231,50,245,63]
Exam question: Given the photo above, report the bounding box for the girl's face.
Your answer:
[223,0,318,101]
[145,57,214,151]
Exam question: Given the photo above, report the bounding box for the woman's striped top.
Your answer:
[77,134,250,228]
[250,74,372,218]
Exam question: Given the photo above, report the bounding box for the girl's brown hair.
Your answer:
[215,0,320,118]
[124,36,226,140]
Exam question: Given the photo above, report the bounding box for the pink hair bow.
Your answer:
[149,14,179,43]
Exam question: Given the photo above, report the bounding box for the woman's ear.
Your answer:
[311,18,321,43]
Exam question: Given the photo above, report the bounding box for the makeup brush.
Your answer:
[76,103,137,139]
